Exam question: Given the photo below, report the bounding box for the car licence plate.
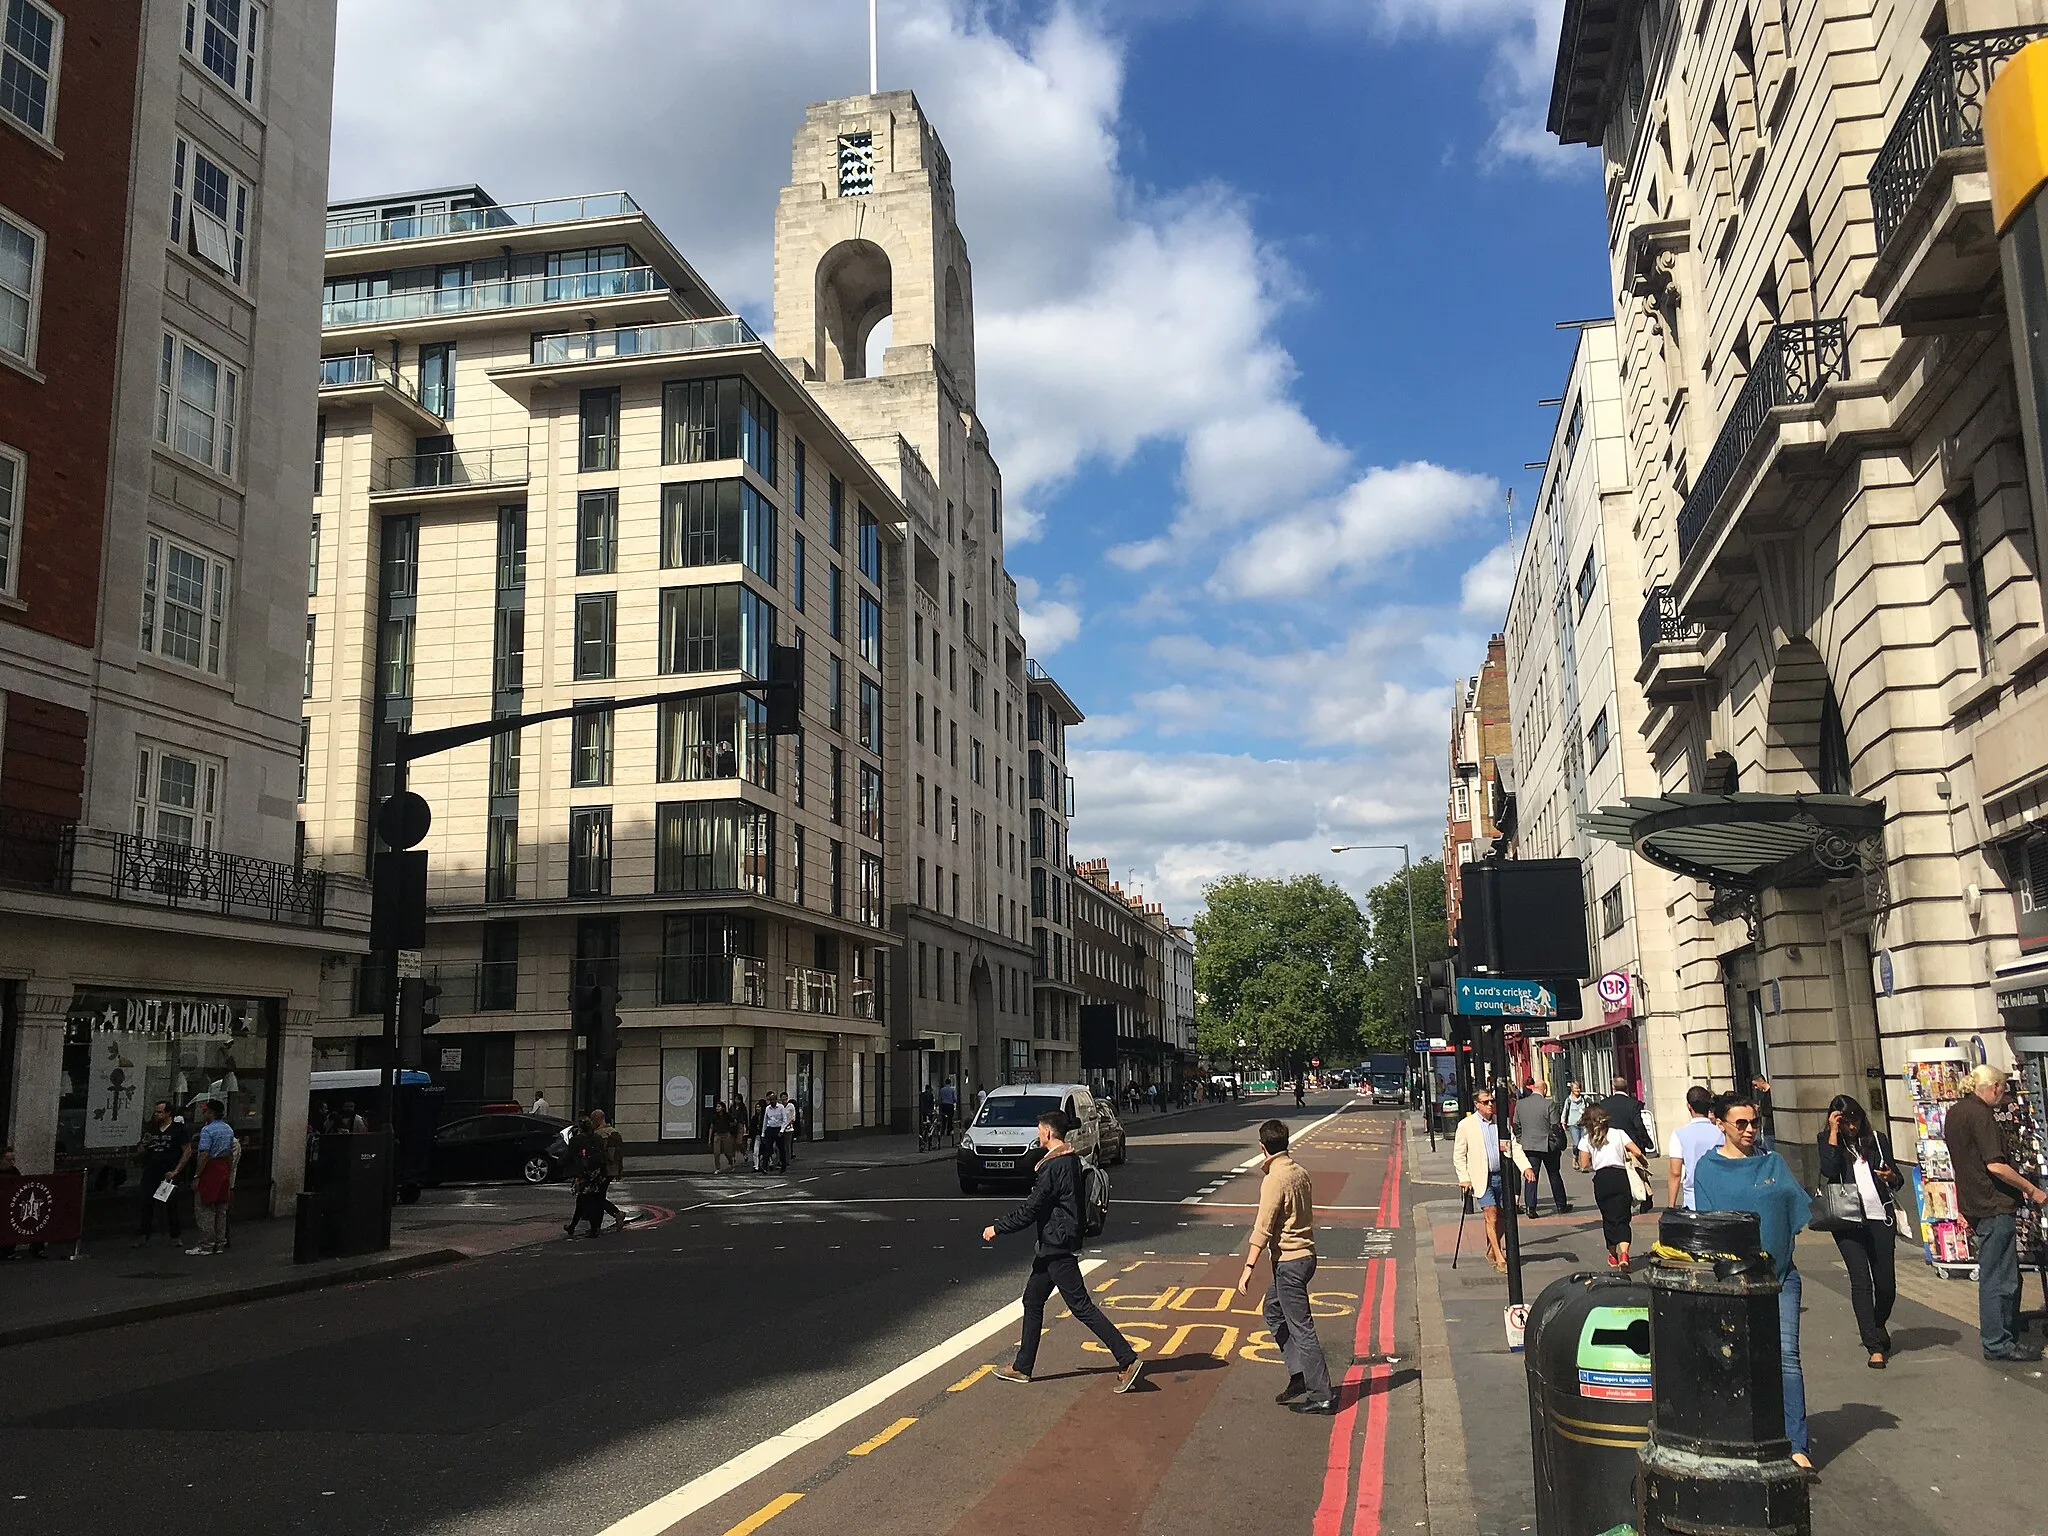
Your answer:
[985,1159,1016,1170]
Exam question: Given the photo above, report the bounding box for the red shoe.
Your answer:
[1606,1252,1620,1269]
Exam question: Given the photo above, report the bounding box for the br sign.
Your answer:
[1454,977,1558,1017]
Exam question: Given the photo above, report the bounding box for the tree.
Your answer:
[1358,856,1449,1052]
[1193,874,1370,1070]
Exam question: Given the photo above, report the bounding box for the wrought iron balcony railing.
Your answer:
[529,315,758,366]
[1675,320,1847,562]
[0,810,326,927]
[1637,585,1707,657]
[1868,27,2048,256]
[322,265,668,328]
[324,192,641,250]
[374,445,529,493]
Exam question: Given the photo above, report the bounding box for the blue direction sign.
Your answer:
[1454,977,1558,1018]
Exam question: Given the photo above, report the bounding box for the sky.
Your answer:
[329,0,1614,924]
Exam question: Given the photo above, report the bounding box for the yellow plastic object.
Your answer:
[1988,40,2048,234]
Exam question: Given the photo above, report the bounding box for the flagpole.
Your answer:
[869,0,878,93]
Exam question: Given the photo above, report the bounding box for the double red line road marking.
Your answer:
[1313,1116,1404,1536]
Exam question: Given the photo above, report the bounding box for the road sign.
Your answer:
[396,949,422,980]
[376,790,432,850]
[1454,976,1557,1017]
[1411,1037,1428,1054]
[1505,1303,1529,1352]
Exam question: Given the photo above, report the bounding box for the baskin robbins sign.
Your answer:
[1597,971,1636,1026]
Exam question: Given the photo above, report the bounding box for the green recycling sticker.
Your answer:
[1576,1305,1651,1402]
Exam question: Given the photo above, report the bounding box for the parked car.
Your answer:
[1093,1100,1128,1166]
[426,1112,572,1186]
[958,1083,1103,1194]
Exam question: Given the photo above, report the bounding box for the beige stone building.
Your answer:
[1,0,362,1220]
[1026,662,1084,1084]
[1444,635,1513,937]
[306,186,900,1144]
[1500,321,1688,1128]
[1550,0,2048,1177]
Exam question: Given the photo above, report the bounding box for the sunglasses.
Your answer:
[1726,1116,1758,1129]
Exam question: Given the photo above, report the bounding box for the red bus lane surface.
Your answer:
[620,1104,1421,1536]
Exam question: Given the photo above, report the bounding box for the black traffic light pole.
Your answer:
[369,654,802,1154]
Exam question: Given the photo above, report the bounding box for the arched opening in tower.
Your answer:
[816,238,893,382]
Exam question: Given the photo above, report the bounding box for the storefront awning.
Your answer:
[1584,792,1885,890]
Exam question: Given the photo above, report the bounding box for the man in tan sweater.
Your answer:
[1237,1118,1332,1413]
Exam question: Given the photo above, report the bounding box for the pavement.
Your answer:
[1405,1116,2048,1536]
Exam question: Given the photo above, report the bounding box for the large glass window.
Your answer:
[655,802,773,895]
[156,332,239,475]
[660,914,759,1004]
[858,503,881,583]
[416,342,453,417]
[571,706,613,788]
[660,479,776,583]
[859,851,884,928]
[859,591,882,669]
[580,387,620,472]
[184,0,263,102]
[574,592,615,680]
[658,693,773,787]
[141,533,229,675]
[792,532,806,611]
[492,609,524,692]
[660,376,777,484]
[858,762,883,839]
[488,730,520,797]
[134,745,220,846]
[496,505,526,590]
[0,441,21,597]
[480,921,519,1010]
[1,1,60,138]
[485,813,518,901]
[827,564,843,638]
[169,137,248,284]
[858,675,882,753]
[577,489,617,575]
[658,583,773,677]
[568,806,612,896]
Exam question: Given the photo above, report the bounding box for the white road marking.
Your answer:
[592,1260,1106,1536]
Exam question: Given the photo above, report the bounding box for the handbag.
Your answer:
[1625,1162,1650,1205]
[1547,1119,1567,1153]
[1808,1181,1865,1234]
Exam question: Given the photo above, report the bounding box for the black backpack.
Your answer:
[1079,1157,1111,1240]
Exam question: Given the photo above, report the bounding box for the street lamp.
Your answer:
[1332,842,1433,1149]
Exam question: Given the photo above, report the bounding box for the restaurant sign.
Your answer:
[66,991,262,1041]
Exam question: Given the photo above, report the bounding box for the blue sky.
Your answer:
[331,0,1614,920]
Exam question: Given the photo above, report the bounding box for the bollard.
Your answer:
[1637,1208,1809,1536]
[1524,1270,1653,1536]
[292,1190,322,1264]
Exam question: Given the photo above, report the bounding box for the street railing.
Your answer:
[1675,319,1846,562]
[529,315,757,365]
[324,193,641,250]
[323,266,668,328]
[374,444,529,493]
[0,811,327,927]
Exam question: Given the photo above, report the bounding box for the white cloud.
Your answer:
[1211,462,1498,599]
[1016,574,1082,656]
[1460,539,1518,618]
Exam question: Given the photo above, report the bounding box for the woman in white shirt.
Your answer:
[1576,1105,1649,1271]
[1816,1094,1904,1368]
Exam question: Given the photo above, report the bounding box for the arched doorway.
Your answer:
[816,239,892,382]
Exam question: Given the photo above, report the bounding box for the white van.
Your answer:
[957,1082,1102,1194]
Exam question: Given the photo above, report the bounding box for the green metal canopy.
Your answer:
[1583,792,1885,890]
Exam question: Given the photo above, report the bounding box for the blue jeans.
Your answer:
[1975,1210,2023,1355]
[1477,1171,1503,1209]
[1778,1269,1807,1454]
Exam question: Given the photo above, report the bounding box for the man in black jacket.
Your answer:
[982,1109,1144,1392]
[1600,1080,1654,1161]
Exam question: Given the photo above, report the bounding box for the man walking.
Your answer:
[187,1100,233,1256]
[1454,1086,1508,1271]
[1664,1085,1724,1210]
[1947,1064,2048,1362]
[588,1108,630,1231]
[1512,1079,1570,1217]
[983,1108,1145,1393]
[1601,1078,1654,1176]
[939,1078,958,1136]
[1238,1118,1334,1413]
[135,1100,189,1246]
[1294,1076,1307,1108]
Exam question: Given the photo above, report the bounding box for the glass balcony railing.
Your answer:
[529,316,758,366]
[324,193,641,250]
[786,966,840,1015]
[373,445,529,494]
[318,353,418,399]
[322,266,669,328]
[567,953,770,1009]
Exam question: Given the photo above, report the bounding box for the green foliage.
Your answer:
[1193,874,1369,1069]
[1358,856,1449,1051]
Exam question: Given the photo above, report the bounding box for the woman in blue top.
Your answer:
[1693,1093,1813,1474]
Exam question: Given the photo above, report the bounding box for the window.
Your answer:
[1575,551,1597,614]
[971,738,984,785]
[497,505,526,590]
[1950,490,1994,671]
[0,441,21,596]
[859,591,882,668]
[1452,779,1470,823]
[827,475,843,548]
[577,489,617,575]
[485,813,518,901]
[580,387,620,472]
[134,745,219,847]
[298,719,309,802]
[380,614,414,699]
[859,852,884,928]
[660,479,776,583]
[949,795,959,843]
[658,693,773,787]
[830,745,845,824]
[169,137,249,284]
[858,504,881,583]
[914,692,924,743]
[858,762,883,839]
[492,608,524,692]
[828,655,843,732]
[791,728,805,805]
[916,774,926,825]
[570,592,615,680]
[312,418,325,499]
[480,921,519,1011]
[970,669,983,713]
[489,730,520,797]
[141,533,229,675]
[656,801,772,894]
[837,131,874,196]
[658,583,774,677]
[828,564,843,639]
[2,0,59,138]
[792,532,806,610]
[661,376,776,483]
[156,332,239,475]
[792,825,807,906]
[567,807,612,896]
[949,719,958,766]
[830,839,845,916]
[0,208,41,366]
[792,439,806,519]
[303,615,315,697]
[1586,708,1611,766]
[858,675,882,752]
[184,0,263,102]
[571,707,613,788]
[1599,883,1626,936]
[417,341,453,417]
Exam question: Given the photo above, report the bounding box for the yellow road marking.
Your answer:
[948,1364,991,1392]
[722,1493,802,1536]
[847,1416,918,1456]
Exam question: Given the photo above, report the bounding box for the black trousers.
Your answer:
[1833,1220,1898,1352]
[1014,1253,1136,1374]
[1592,1167,1635,1252]
[1522,1149,1569,1213]
[138,1173,182,1238]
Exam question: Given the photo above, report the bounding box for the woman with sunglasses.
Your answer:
[1817,1093,1903,1367]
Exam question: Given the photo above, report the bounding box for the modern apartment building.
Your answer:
[772,93,1037,1122]
[0,0,357,1217]
[1026,661,1083,1083]
[305,185,898,1144]
[1443,635,1512,933]
[1499,322,1687,1128]
[1550,0,2048,1176]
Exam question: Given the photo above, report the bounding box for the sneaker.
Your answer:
[185,1244,214,1255]
[1114,1360,1145,1394]
[1986,1345,2045,1362]
[991,1366,1031,1385]
[1275,1374,1307,1404]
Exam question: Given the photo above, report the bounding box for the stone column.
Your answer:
[7,979,71,1174]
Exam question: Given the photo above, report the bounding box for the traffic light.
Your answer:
[419,978,443,1034]
[396,974,443,1068]
[1425,958,1458,1024]
[766,643,803,735]
[591,983,621,1063]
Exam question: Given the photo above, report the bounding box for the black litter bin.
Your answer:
[1638,1207,1809,1536]
[1524,1270,1653,1536]
[313,1131,392,1258]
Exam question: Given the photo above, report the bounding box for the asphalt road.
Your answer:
[0,1093,1420,1536]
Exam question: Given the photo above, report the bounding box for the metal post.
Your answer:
[378,740,408,1178]
[1491,1021,1525,1307]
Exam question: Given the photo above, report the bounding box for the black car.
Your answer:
[427,1113,572,1186]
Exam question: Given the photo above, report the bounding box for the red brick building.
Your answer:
[1443,634,1512,934]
